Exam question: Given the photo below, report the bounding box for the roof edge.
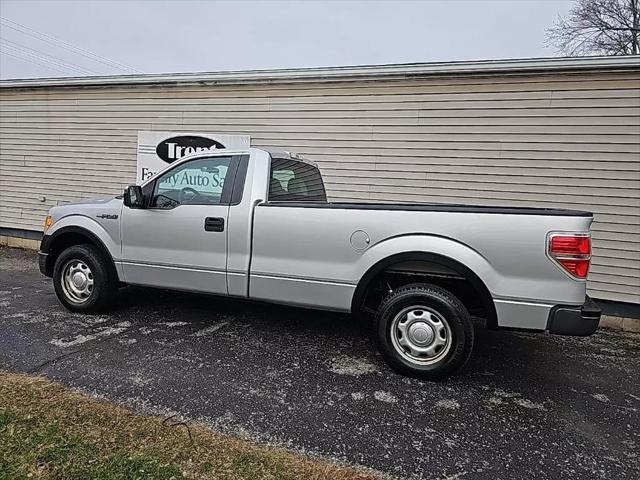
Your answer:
[1,55,639,89]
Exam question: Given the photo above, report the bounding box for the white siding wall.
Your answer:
[1,70,639,303]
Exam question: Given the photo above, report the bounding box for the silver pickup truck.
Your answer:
[39,148,600,379]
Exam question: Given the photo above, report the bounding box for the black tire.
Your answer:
[52,244,117,313]
[373,283,474,380]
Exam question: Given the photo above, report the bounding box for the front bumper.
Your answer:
[38,234,51,277]
[547,296,601,336]
[38,251,50,277]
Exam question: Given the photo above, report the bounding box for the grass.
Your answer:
[0,372,378,480]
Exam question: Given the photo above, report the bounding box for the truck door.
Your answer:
[120,154,241,294]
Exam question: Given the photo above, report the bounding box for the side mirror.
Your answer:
[123,185,145,208]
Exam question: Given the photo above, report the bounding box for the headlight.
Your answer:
[43,215,54,233]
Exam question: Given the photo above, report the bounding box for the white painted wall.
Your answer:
[1,66,638,303]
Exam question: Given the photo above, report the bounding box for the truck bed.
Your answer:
[249,201,593,328]
[261,201,592,217]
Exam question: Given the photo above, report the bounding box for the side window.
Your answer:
[268,157,327,202]
[151,156,232,208]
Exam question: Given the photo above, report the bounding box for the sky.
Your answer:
[0,0,574,80]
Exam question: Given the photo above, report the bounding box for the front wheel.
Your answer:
[52,244,117,313]
[373,283,474,380]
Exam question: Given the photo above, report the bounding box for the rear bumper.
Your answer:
[547,296,601,336]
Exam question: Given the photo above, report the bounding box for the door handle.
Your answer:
[204,217,225,232]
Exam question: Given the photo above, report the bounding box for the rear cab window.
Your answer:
[268,157,327,202]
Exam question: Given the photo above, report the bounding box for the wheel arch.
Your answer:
[42,225,117,280]
[351,251,498,329]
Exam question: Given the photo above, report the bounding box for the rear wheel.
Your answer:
[373,283,474,380]
[53,244,117,313]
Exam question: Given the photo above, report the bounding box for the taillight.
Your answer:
[548,233,591,279]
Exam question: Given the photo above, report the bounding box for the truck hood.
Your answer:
[49,196,124,222]
[61,196,119,207]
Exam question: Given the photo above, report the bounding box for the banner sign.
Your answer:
[136,131,250,183]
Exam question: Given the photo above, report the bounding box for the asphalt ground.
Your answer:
[1,246,639,480]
